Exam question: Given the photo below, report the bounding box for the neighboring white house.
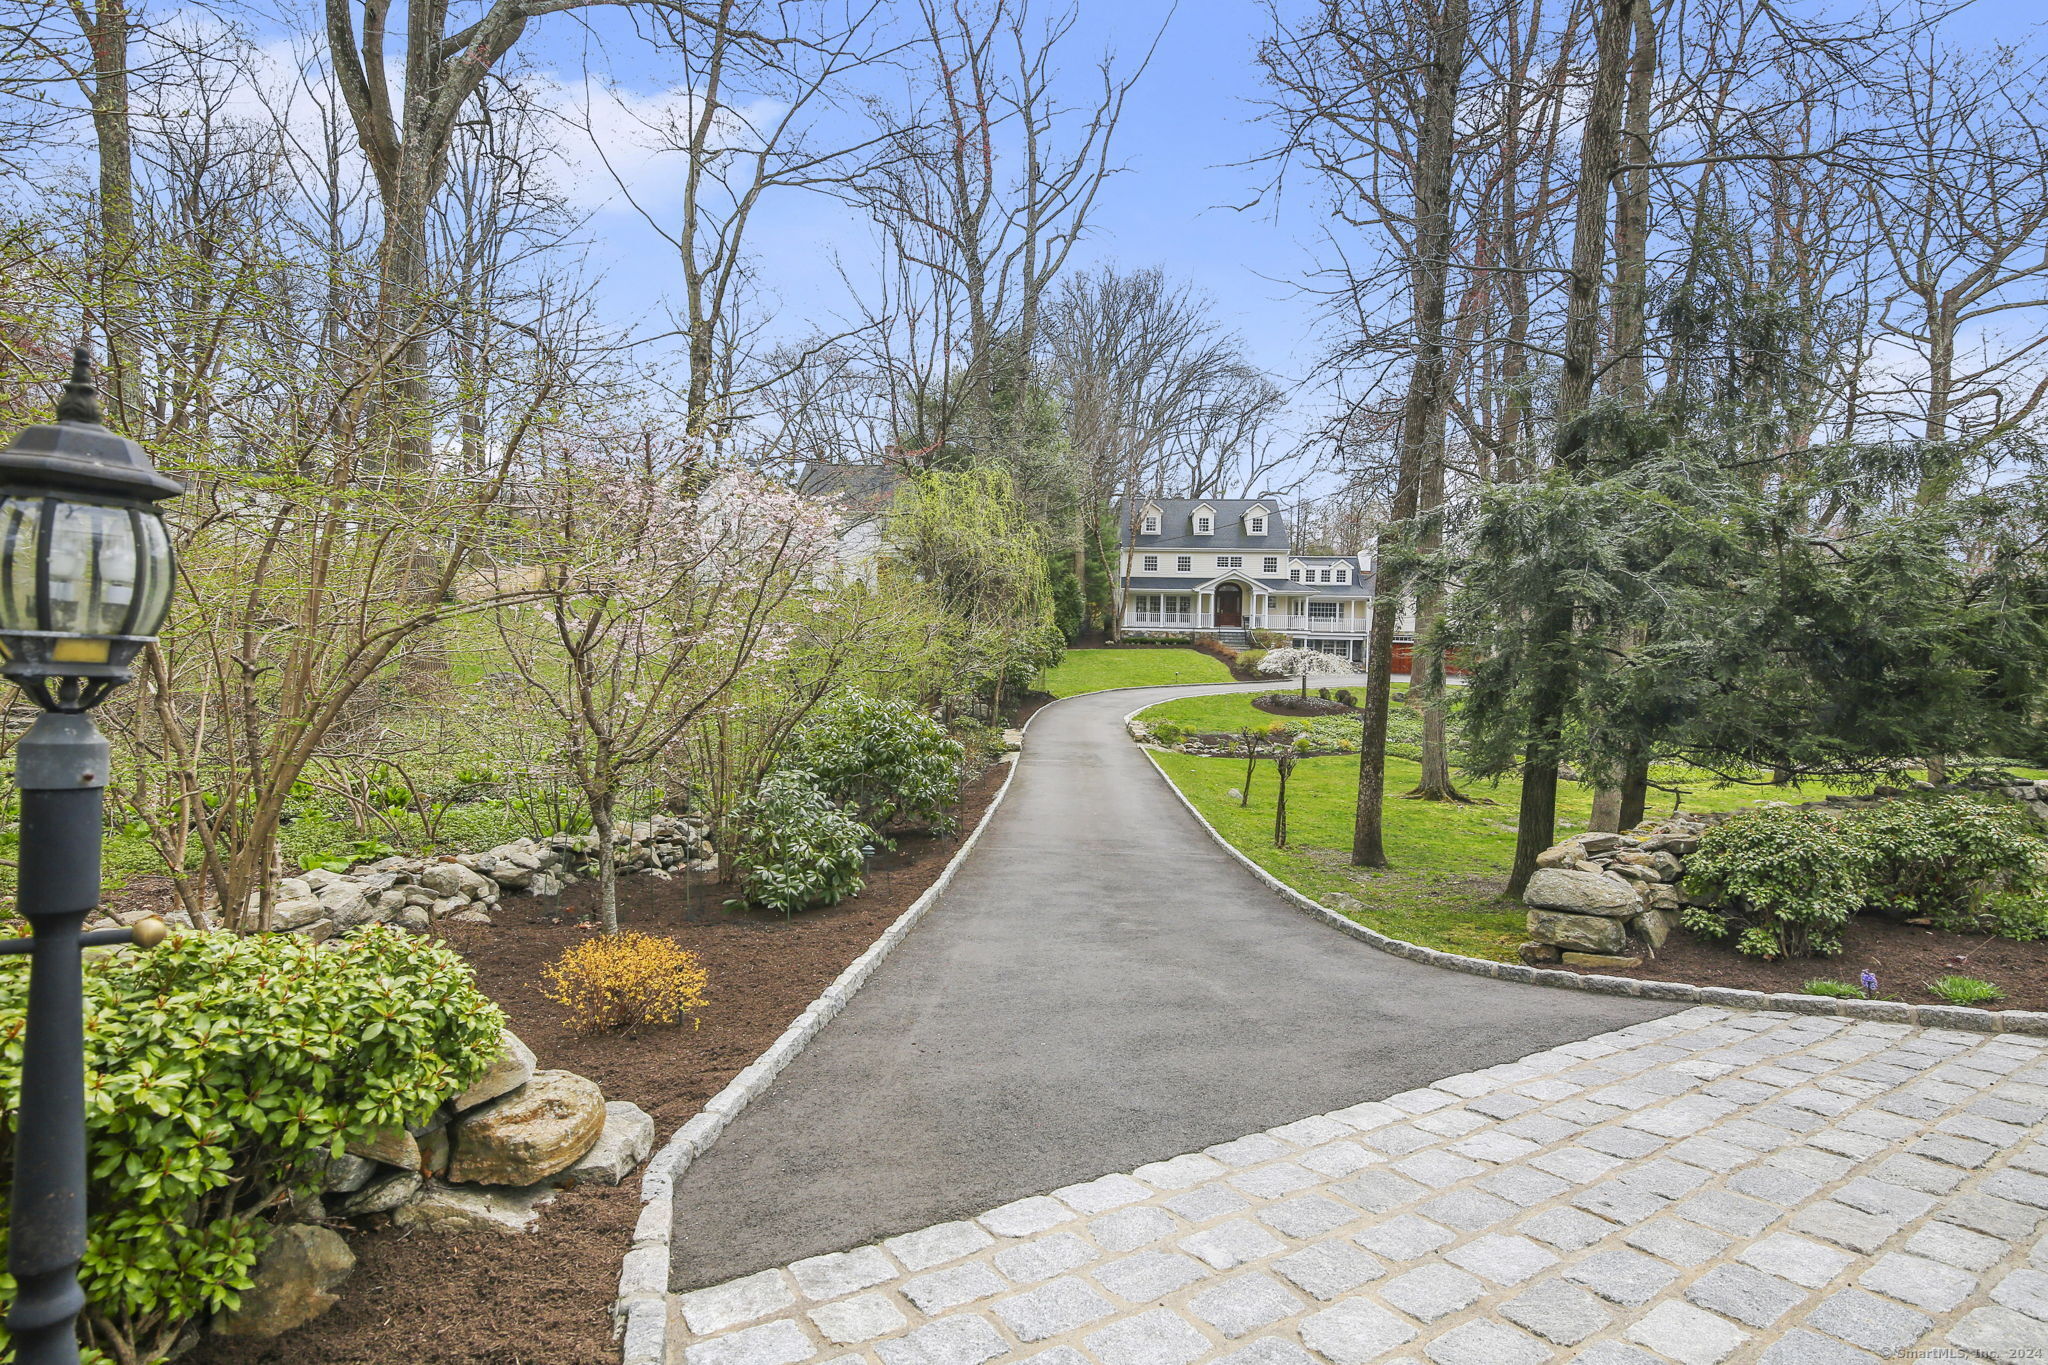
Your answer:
[796,463,907,584]
[1117,495,1400,663]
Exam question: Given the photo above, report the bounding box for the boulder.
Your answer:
[529,871,564,898]
[212,1225,355,1338]
[447,1069,605,1185]
[268,897,328,932]
[346,1126,420,1170]
[1518,941,1562,966]
[392,1181,559,1235]
[1632,908,1680,950]
[315,881,374,928]
[565,1102,657,1185]
[448,909,493,925]
[1523,868,1641,917]
[1535,842,1585,870]
[396,907,431,933]
[342,1169,422,1216]
[419,861,494,900]
[321,1153,377,1194]
[1644,884,1682,912]
[1579,833,1624,854]
[455,1029,537,1111]
[1642,833,1700,855]
[1527,908,1627,955]
[1562,952,1643,969]
[418,1128,451,1178]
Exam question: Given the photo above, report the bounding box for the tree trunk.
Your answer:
[79,0,136,423]
[592,793,620,935]
[1405,408,1466,802]
[1506,0,1636,897]
[1351,0,1468,865]
[1588,785,1623,833]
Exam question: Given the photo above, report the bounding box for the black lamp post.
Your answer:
[0,350,180,1365]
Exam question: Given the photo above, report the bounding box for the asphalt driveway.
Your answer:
[668,680,1675,1289]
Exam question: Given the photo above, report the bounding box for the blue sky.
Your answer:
[525,0,1329,388]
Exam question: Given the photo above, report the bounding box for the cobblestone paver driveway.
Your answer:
[672,1006,2048,1365]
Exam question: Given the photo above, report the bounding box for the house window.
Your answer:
[1141,555,1159,572]
[1248,516,1266,535]
[1288,568,1300,581]
[1141,514,1159,534]
[1308,602,1339,620]
[1263,556,1280,574]
[1130,593,1193,626]
[1194,516,1213,534]
[1336,566,1349,584]
[1175,555,1192,572]
[1217,555,1242,569]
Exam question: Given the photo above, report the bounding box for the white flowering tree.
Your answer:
[496,432,838,933]
[1258,646,1351,698]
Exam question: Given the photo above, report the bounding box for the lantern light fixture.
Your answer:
[0,349,181,712]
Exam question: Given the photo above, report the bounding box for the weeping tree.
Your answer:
[887,466,1064,714]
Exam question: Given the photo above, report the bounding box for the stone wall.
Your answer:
[87,815,714,938]
[1520,775,2048,968]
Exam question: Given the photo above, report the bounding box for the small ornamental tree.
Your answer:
[0,928,503,1363]
[497,440,837,934]
[1258,647,1350,697]
[790,690,964,836]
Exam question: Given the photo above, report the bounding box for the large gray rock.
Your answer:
[315,880,374,928]
[566,1102,657,1185]
[455,1029,536,1111]
[321,1153,377,1194]
[420,861,494,900]
[268,897,328,932]
[1524,868,1641,917]
[1632,909,1680,950]
[1527,908,1627,955]
[391,1181,559,1235]
[342,1168,423,1216]
[447,1070,605,1185]
[212,1225,355,1338]
[345,1126,419,1170]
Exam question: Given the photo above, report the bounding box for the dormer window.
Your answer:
[1191,504,1215,535]
[1336,566,1349,584]
[1140,508,1160,535]
[1246,505,1268,536]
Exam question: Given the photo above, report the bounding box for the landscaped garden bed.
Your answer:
[187,760,1008,1365]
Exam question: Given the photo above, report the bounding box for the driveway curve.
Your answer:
[668,679,1675,1290]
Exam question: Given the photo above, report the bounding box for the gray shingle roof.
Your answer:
[1124,497,1292,550]
[1121,574,1376,598]
[798,464,906,519]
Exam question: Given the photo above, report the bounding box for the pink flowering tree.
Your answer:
[496,433,838,933]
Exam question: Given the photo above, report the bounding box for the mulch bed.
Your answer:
[1555,915,2048,1012]
[189,761,1008,1365]
[1253,693,1359,717]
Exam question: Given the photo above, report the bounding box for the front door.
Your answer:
[1216,583,1243,627]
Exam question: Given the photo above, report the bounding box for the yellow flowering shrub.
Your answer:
[542,931,709,1032]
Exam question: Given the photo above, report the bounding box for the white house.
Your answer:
[796,463,907,584]
[1117,496,1386,662]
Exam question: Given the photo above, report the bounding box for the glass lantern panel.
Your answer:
[45,500,141,637]
[0,498,39,634]
[129,511,173,638]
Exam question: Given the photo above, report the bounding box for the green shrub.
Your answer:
[1237,648,1267,675]
[1683,791,2048,959]
[1250,629,1290,649]
[1850,794,2046,928]
[1335,688,1356,707]
[1147,721,1186,745]
[730,770,870,916]
[1682,807,1870,958]
[0,927,504,1363]
[791,690,963,836]
[1800,979,1865,998]
[1928,974,2004,1006]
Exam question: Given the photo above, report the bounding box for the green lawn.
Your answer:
[1037,647,1233,698]
[1146,735,2036,962]
[1137,688,1351,732]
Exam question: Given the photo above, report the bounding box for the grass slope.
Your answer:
[1037,647,1233,698]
